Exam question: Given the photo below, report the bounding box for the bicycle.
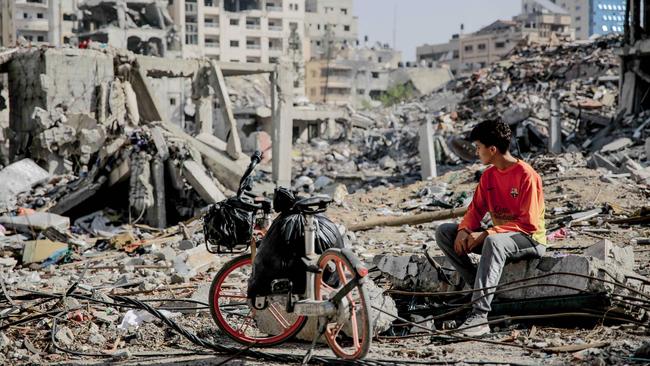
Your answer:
[205,151,372,360]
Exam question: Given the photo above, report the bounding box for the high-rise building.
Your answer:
[523,0,626,39]
[1,0,79,47]
[304,0,358,60]
[168,0,308,64]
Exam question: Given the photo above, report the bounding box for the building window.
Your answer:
[602,25,608,32]
[495,41,505,48]
[230,40,239,47]
[204,0,216,6]
[478,43,486,50]
[575,16,581,21]
[464,45,473,52]
[230,18,239,25]
[371,72,379,79]
[37,13,43,19]
[344,25,350,31]
[37,35,45,42]
[576,5,581,10]
[23,13,28,19]
[576,26,581,31]
[269,57,279,63]
[357,89,365,95]
[317,24,321,30]
[342,8,348,14]
[316,41,321,46]
[170,98,177,106]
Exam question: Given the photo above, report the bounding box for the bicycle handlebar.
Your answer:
[236,150,263,199]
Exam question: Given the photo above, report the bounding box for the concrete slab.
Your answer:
[0,212,70,232]
[0,159,51,211]
[181,160,226,204]
[209,61,242,160]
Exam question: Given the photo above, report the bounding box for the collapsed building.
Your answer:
[0,46,302,229]
[76,0,178,57]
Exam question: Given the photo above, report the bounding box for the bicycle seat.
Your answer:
[293,195,332,214]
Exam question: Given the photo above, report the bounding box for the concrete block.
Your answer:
[0,159,51,211]
[374,251,649,303]
[0,212,70,232]
[601,137,633,153]
[373,254,461,292]
[182,160,226,204]
[173,245,220,281]
[583,239,634,271]
[588,153,620,173]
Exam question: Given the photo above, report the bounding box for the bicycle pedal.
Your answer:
[270,278,292,294]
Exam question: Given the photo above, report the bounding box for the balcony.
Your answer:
[15,19,48,32]
[246,17,261,29]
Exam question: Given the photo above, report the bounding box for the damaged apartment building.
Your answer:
[0,0,79,47]
[76,0,178,57]
[416,0,574,75]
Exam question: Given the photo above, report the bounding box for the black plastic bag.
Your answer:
[248,211,344,298]
[203,197,254,251]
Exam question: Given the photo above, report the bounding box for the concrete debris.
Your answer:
[0,159,51,212]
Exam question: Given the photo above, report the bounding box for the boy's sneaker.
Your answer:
[455,312,490,337]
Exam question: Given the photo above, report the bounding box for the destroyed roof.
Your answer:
[475,20,519,34]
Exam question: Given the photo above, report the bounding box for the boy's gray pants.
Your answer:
[435,223,546,314]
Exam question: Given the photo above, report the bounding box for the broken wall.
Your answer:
[7,49,114,157]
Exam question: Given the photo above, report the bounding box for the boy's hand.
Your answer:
[467,231,488,252]
[454,230,470,255]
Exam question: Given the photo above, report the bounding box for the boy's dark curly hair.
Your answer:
[469,119,512,154]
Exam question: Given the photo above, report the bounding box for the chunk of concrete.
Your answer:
[600,137,633,153]
[588,153,620,173]
[583,239,634,272]
[173,245,220,282]
[0,212,70,232]
[182,160,226,204]
[374,254,462,292]
[0,159,51,211]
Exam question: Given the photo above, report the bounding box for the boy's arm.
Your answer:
[487,175,541,235]
[458,177,489,233]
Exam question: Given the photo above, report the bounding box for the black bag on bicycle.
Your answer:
[248,188,344,298]
[204,197,255,251]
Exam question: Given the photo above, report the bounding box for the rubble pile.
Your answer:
[295,35,650,195]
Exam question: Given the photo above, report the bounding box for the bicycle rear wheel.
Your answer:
[314,249,371,359]
[209,254,307,346]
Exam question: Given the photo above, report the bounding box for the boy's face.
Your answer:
[473,141,498,165]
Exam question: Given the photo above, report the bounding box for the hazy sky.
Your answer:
[353,0,521,61]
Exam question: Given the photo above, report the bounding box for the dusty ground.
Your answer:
[6,156,650,366]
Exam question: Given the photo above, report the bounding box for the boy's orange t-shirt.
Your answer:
[459,160,547,245]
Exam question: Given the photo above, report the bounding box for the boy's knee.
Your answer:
[435,223,457,249]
